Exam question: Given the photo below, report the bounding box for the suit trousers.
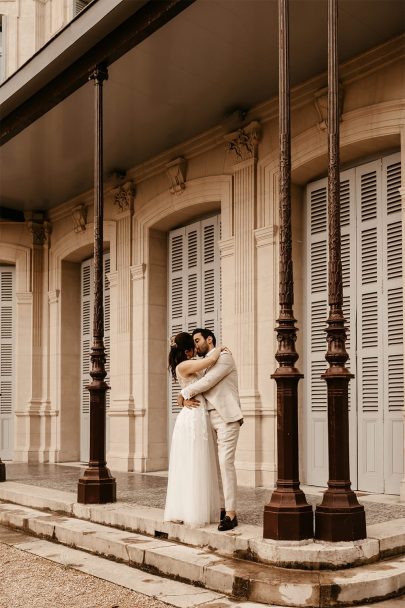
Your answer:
[209,409,240,512]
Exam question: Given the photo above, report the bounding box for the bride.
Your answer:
[164,331,223,526]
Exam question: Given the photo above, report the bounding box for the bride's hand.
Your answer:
[220,346,231,355]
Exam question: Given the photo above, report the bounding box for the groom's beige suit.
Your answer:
[180,350,243,511]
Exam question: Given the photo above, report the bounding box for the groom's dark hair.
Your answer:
[192,327,216,347]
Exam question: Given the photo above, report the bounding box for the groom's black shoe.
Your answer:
[218,515,238,531]
[220,509,226,521]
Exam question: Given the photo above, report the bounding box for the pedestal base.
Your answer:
[0,461,6,482]
[77,467,116,504]
[315,506,366,541]
[263,490,314,540]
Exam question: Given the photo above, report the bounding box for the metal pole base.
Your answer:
[263,490,313,540]
[315,491,366,541]
[0,461,6,482]
[77,467,116,504]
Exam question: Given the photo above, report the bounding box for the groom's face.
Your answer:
[193,332,209,356]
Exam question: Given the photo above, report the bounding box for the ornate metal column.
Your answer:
[263,0,313,540]
[314,0,366,541]
[78,66,116,504]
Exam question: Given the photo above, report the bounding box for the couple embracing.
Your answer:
[164,328,243,531]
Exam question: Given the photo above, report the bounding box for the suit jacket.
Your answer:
[185,351,243,423]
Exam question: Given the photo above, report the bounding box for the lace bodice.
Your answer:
[176,367,203,389]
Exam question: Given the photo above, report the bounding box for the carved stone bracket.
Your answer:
[25,212,51,246]
[224,120,261,163]
[166,157,187,195]
[113,181,135,213]
[314,83,344,131]
[72,204,87,233]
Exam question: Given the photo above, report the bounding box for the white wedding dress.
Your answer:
[164,369,220,526]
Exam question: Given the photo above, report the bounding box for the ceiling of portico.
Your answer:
[1,0,404,211]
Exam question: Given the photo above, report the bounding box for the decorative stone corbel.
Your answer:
[314,83,344,131]
[72,204,87,233]
[25,211,51,246]
[224,120,261,163]
[166,157,187,195]
[113,181,136,213]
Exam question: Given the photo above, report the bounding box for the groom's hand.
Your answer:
[184,398,200,409]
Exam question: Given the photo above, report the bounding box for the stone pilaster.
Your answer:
[225,121,262,485]
[107,182,137,470]
[15,214,51,462]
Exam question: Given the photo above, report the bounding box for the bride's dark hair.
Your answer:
[168,332,195,381]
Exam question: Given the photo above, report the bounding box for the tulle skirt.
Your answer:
[164,401,220,526]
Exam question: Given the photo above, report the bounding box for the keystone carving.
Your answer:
[113,181,135,212]
[72,204,87,233]
[166,157,187,195]
[314,84,344,131]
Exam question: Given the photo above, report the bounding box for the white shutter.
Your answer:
[0,266,14,460]
[305,180,329,486]
[201,217,221,340]
[382,154,403,494]
[305,173,357,487]
[167,215,221,440]
[80,253,110,462]
[357,161,384,493]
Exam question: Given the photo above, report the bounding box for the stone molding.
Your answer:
[130,263,146,281]
[166,157,187,195]
[224,120,261,163]
[16,292,33,304]
[218,237,235,259]
[113,181,135,214]
[48,290,60,304]
[72,204,87,233]
[254,225,278,248]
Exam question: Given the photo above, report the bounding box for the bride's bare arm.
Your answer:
[177,347,222,377]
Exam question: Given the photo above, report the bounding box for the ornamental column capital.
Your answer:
[224,120,261,164]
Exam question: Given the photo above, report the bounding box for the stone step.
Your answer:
[0,501,404,607]
[1,481,404,570]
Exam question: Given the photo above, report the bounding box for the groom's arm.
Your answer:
[180,352,234,400]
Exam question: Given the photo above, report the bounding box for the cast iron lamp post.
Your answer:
[314,0,366,541]
[263,0,313,541]
[77,65,116,504]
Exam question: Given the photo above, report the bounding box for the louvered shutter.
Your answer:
[167,216,221,440]
[382,154,403,494]
[0,266,14,460]
[357,160,385,493]
[305,179,329,486]
[74,0,90,15]
[80,253,110,462]
[201,216,221,340]
[305,172,357,487]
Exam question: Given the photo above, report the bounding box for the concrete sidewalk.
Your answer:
[4,463,405,527]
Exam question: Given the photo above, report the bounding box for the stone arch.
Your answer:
[130,176,232,472]
[48,221,116,462]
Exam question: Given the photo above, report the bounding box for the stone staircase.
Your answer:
[0,481,404,607]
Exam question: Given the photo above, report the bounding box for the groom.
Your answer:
[177,328,243,531]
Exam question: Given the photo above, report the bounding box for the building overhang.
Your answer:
[0,0,404,212]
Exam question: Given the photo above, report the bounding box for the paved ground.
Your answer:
[4,463,405,526]
[0,529,174,608]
